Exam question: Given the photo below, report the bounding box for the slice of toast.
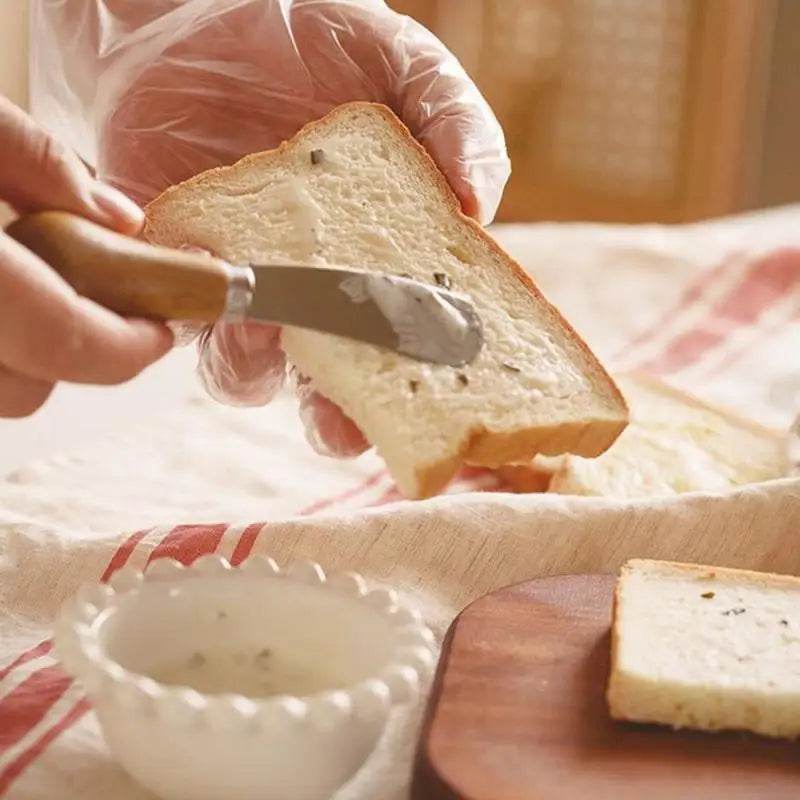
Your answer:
[608,559,800,739]
[499,373,785,496]
[143,102,627,499]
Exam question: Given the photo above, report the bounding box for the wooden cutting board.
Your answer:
[411,574,800,800]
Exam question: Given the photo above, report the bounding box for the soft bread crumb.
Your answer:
[540,373,785,497]
[608,559,800,740]
[144,102,627,499]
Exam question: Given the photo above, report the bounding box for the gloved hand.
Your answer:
[0,96,172,418]
[31,0,510,456]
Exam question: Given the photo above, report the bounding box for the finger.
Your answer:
[300,391,370,459]
[0,234,173,384]
[197,321,287,406]
[294,372,370,459]
[0,365,54,418]
[0,95,143,234]
[414,103,511,225]
[387,15,511,224]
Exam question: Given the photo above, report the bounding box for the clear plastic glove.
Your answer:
[31,0,510,456]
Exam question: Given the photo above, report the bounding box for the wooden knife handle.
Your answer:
[5,211,237,323]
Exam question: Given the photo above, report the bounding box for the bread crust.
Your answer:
[619,558,800,589]
[494,460,558,493]
[606,561,626,719]
[144,102,628,499]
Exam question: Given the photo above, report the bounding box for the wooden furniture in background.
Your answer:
[412,573,799,799]
[758,0,800,209]
[392,0,778,224]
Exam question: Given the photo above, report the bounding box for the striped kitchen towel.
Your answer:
[1,217,800,798]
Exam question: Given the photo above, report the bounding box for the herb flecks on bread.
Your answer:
[144,102,627,498]
[608,559,800,740]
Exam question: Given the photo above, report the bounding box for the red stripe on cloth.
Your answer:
[229,523,265,566]
[101,529,150,582]
[0,529,148,686]
[369,486,404,506]
[0,529,147,700]
[634,249,800,376]
[0,529,152,794]
[700,299,800,381]
[298,469,388,516]
[0,667,71,756]
[611,254,737,363]
[0,699,89,795]
[0,641,53,684]
[145,523,228,566]
[0,524,229,793]
[230,472,392,562]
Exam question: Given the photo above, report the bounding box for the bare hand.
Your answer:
[0,97,173,418]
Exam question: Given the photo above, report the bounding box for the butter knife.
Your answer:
[6,211,483,367]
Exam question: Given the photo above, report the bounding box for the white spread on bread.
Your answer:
[339,273,476,365]
[355,228,405,261]
[259,177,324,258]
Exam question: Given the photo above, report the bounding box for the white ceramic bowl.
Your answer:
[54,554,436,800]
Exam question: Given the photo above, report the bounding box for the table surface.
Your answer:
[0,347,198,476]
[2,206,800,800]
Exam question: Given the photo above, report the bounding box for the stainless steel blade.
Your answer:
[242,264,483,366]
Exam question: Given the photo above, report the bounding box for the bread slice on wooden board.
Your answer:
[607,559,800,740]
[499,373,786,497]
[143,102,627,499]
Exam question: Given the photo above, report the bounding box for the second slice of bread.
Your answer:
[496,374,786,497]
[608,559,800,739]
[144,102,627,498]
